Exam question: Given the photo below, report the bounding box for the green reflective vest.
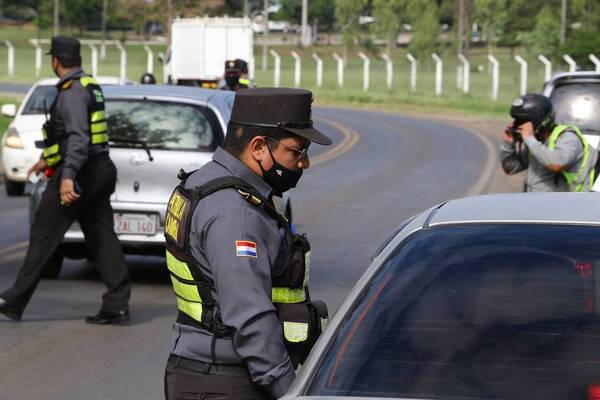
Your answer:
[548,124,595,192]
[42,76,109,167]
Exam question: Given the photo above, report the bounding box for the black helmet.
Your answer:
[510,93,555,135]
[140,72,156,84]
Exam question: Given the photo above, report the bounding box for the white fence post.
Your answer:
[589,54,600,73]
[406,53,417,93]
[487,54,500,101]
[332,52,344,88]
[4,40,14,76]
[563,54,577,73]
[514,55,528,96]
[87,44,98,77]
[380,53,393,89]
[538,55,552,82]
[115,41,127,80]
[458,54,469,93]
[312,53,323,88]
[358,52,370,91]
[144,45,154,74]
[269,49,281,87]
[431,53,443,96]
[290,51,301,88]
[32,40,42,77]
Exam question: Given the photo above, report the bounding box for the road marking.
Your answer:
[0,241,28,257]
[311,117,360,166]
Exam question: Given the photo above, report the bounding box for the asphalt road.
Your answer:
[0,106,506,400]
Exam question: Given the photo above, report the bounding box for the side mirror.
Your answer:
[1,104,16,118]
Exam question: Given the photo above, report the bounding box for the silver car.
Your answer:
[283,192,600,400]
[33,85,292,277]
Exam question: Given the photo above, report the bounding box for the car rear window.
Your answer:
[22,85,58,115]
[550,82,600,135]
[106,99,222,151]
[307,224,600,400]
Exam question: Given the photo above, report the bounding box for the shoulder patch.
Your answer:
[236,240,257,258]
[61,80,73,90]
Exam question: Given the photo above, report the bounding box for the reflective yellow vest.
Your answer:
[548,124,595,192]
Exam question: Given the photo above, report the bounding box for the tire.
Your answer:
[41,250,64,279]
[5,179,25,196]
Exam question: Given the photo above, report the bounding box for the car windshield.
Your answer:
[307,224,600,400]
[550,82,600,135]
[105,100,221,151]
[22,85,58,115]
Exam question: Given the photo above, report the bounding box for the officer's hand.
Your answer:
[60,179,80,206]
[503,124,514,143]
[28,159,47,177]
[518,122,535,141]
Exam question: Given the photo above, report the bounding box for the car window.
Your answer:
[550,82,600,135]
[22,85,58,115]
[106,100,222,151]
[308,224,600,400]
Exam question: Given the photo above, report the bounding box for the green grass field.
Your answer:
[0,26,576,116]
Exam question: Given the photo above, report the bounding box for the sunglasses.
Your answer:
[265,137,309,163]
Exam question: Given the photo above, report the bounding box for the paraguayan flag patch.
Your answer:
[236,241,258,258]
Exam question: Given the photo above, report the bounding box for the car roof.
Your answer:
[543,71,600,94]
[428,192,600,226]
[34,76,133,86]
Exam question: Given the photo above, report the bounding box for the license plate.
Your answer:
[114,213,157,235]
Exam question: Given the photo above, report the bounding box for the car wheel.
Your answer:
[5,179,25,196]
[41,250,64,279]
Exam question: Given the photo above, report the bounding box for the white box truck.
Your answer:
[163,17,254,87]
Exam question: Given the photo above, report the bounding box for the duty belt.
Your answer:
[167,355,249,378]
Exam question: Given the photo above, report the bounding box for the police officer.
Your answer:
[163,88,332,399]
[0,37,131,324]
[501,93,597,192]
[219,58,251,91]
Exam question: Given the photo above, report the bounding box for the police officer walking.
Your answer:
[0,37,131,324]
[501,93,597,192]
[163,88,332,399]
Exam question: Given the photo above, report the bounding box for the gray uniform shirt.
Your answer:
[54,68,108,180]
[500,130,594,192]
[170,148,295,398]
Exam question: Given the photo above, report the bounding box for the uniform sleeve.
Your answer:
[500,140,528,174]
[203,206,295,398]
[59,84,90,180]
[524,131,583,170]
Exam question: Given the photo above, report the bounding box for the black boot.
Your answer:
[85,309,130,325]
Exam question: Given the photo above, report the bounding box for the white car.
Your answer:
[1,76,131,196]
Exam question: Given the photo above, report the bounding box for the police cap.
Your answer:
[229,88,332,146]
[47,36,81,58]
[225,59,248,74]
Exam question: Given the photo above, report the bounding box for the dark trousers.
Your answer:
[1,158,130,313]
[164,357,271,400]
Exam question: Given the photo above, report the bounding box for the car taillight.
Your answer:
[588,383,600,400]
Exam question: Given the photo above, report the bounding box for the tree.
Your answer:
[558,29,600,67]
[572,0,600,31]
[372,0,408,56]
[522,5,561,60]
[407,0,439,59]
[335,0,368,60]
[473,0,507,53]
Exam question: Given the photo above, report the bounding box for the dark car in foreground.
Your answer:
[283,193,600,400]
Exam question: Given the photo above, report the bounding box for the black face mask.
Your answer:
[225,75,240,88]
[259,144,303,195]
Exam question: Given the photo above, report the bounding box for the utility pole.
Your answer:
[560,0,567,44]
[167,0,173,45]
[53,0,59,36]
[101,0,108,60]
[301,0,310,47]
[243,0,249,17]
[262,0,268,70]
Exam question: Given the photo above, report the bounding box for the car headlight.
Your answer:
[3,127,24,149]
